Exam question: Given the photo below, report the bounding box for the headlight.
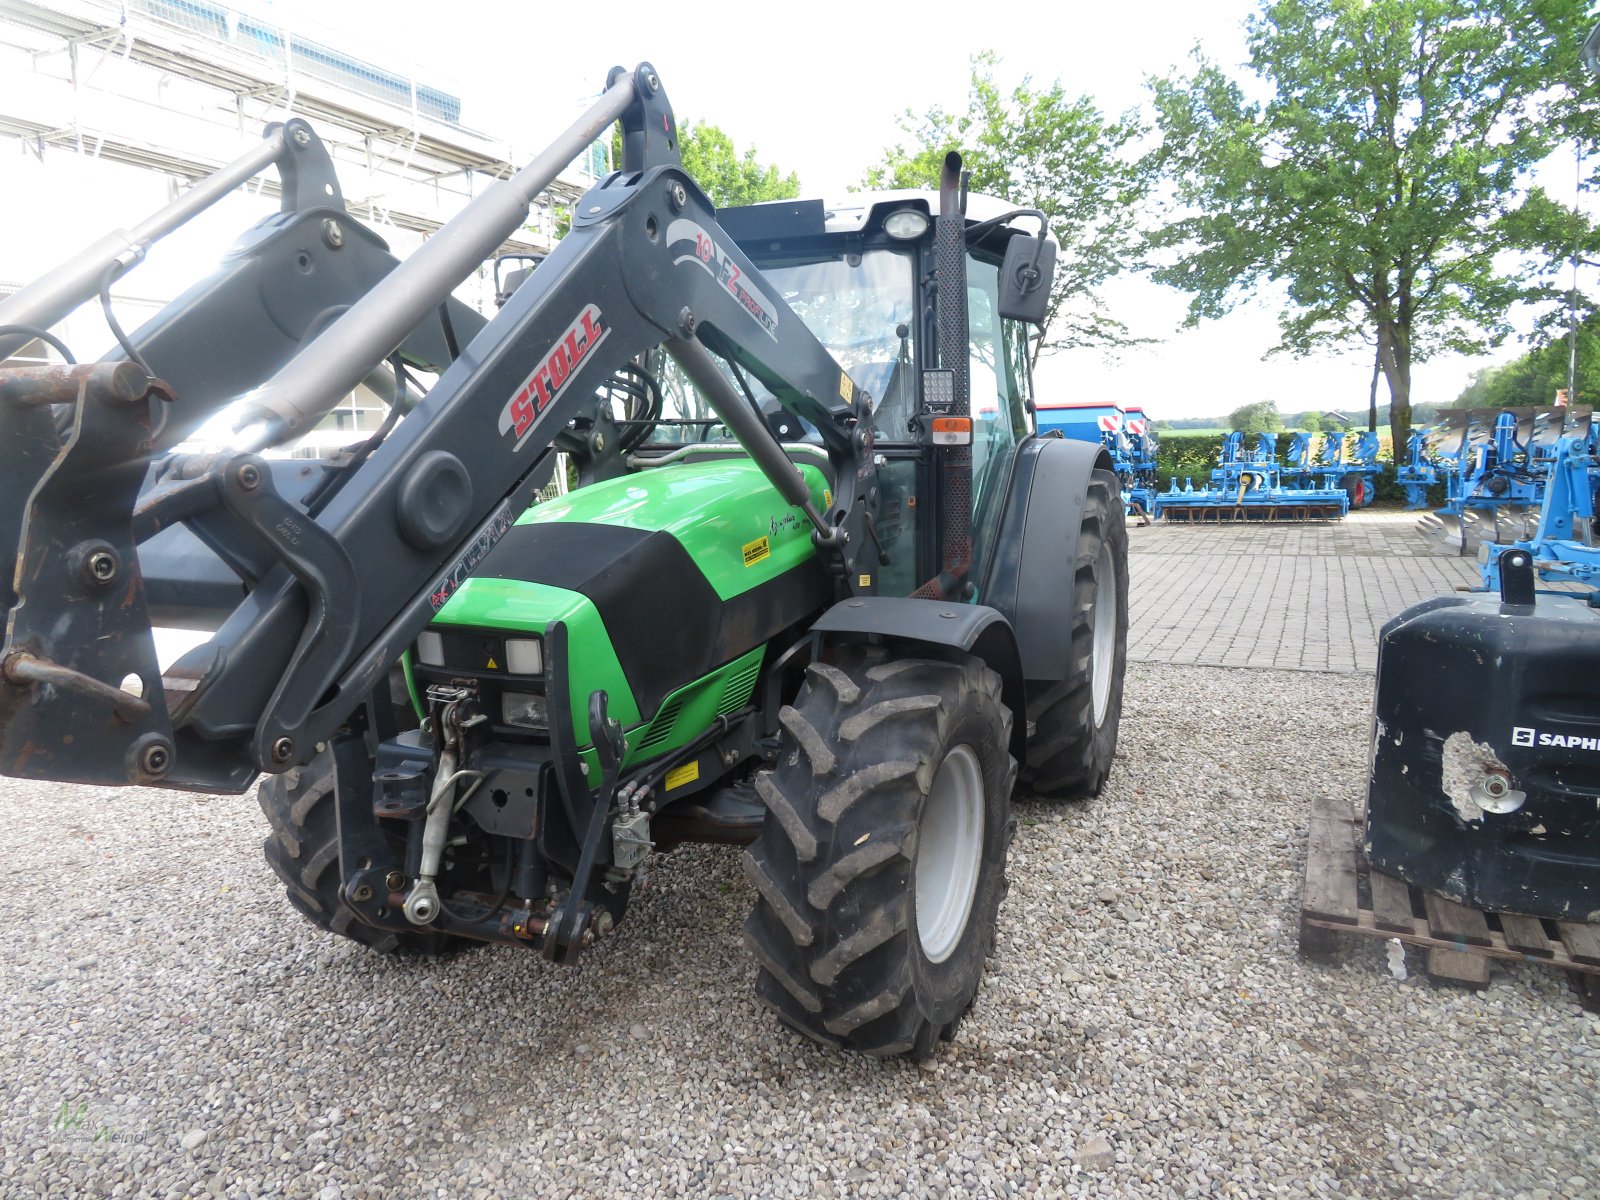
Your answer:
[503,691,548,730]
[506,637,543,675]
[415,631,444,666]
[883,209,930,240]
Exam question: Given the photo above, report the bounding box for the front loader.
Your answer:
[0,64,1126,1058]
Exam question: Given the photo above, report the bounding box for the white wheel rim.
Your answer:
[915,744,984,964]
[1091,541,1117,725]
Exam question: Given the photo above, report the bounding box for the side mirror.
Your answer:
[997,234,1055,325]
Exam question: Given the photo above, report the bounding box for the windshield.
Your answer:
[641,248,918,445]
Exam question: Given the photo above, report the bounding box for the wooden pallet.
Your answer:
[1299,794,1600,1009]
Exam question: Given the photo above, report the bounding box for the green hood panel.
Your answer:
[520,459,828,600]
[432,579,642,735]
[426,458,833,766]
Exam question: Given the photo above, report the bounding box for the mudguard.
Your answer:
[980,434,1113,682]
[810,598,1027,760]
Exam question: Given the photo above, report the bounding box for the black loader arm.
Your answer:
[0,64,878,794]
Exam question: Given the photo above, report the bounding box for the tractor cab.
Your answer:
[622,190,1050,597]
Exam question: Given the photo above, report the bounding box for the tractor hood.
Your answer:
[419,459,832,763]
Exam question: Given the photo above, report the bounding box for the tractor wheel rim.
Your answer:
[916,744,984,964]
[1091,541,1117,725]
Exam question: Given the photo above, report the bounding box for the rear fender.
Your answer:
[809,598,1026,761]
[980,435,1113,683]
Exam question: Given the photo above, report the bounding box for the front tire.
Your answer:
[258,749,465,956]
[1020,468,1129,799]
[743,649,1015,1058]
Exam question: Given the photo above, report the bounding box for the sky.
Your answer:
[242,0,1560,423]
[9,0,1584,421]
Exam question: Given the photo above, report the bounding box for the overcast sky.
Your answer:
[13,0,1583,421]
[248,0,1583,422]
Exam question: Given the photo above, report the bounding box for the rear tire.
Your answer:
[1341,471,1367,508]
[743,649,1015,1058]
[1020,469,1128,800]
[258,749,465,956]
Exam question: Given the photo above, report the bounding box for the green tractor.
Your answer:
[0,65,1125,1058]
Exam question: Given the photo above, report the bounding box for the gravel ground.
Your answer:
[2,660,1597,1199]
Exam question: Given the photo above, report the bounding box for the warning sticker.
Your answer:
[839,373,854,404]
[665,760,700,791]
[742,536,770,567]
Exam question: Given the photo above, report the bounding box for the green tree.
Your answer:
[1228,399,1282,435]
[1452,311,1600,408]
[1297,410,1322,432]
[606,121,800,209]
[862,52,1151,363]
[678,121,801,208]
[1147,0,1599,458]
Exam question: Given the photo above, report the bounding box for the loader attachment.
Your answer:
[0,63,882,794]
[0,363,174,784]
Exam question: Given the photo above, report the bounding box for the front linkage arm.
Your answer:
[0,63,878,794]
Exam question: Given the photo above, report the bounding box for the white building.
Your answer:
[0,0,608,453]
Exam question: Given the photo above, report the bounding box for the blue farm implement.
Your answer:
[1283,430,1383,506]
[1473,411,1600,596]
[1395,430,1439,509]
[1036,401,1125,443]
[1153,432,1349,522]
[1416,406,1588,554]
[1037,402,1159,521]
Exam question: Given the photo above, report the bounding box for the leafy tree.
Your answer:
[1452,311,1600,408]
[604,121,800,209]
[679,121,801,208]
[862,52,1151,363]
[1297,411,1323,432]
[1228,399,1282,435]
[1147,0,1599,457]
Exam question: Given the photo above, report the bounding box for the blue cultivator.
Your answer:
[1153,432,1350,522]
[1394,430,1438,509]
[1417,406,1587,554]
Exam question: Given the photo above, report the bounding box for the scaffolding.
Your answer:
[0,0,607,252]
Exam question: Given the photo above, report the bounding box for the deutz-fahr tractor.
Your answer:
[0,64,1126,1057]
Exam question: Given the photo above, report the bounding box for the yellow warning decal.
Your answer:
[486,657,498,670]
[839,373,854,404]
[665,760,700,791]
[823,488,832,508]
[742,536,770,567]
[858,574,872,589]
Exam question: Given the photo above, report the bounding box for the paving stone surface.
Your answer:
[1127,509,1479,673]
